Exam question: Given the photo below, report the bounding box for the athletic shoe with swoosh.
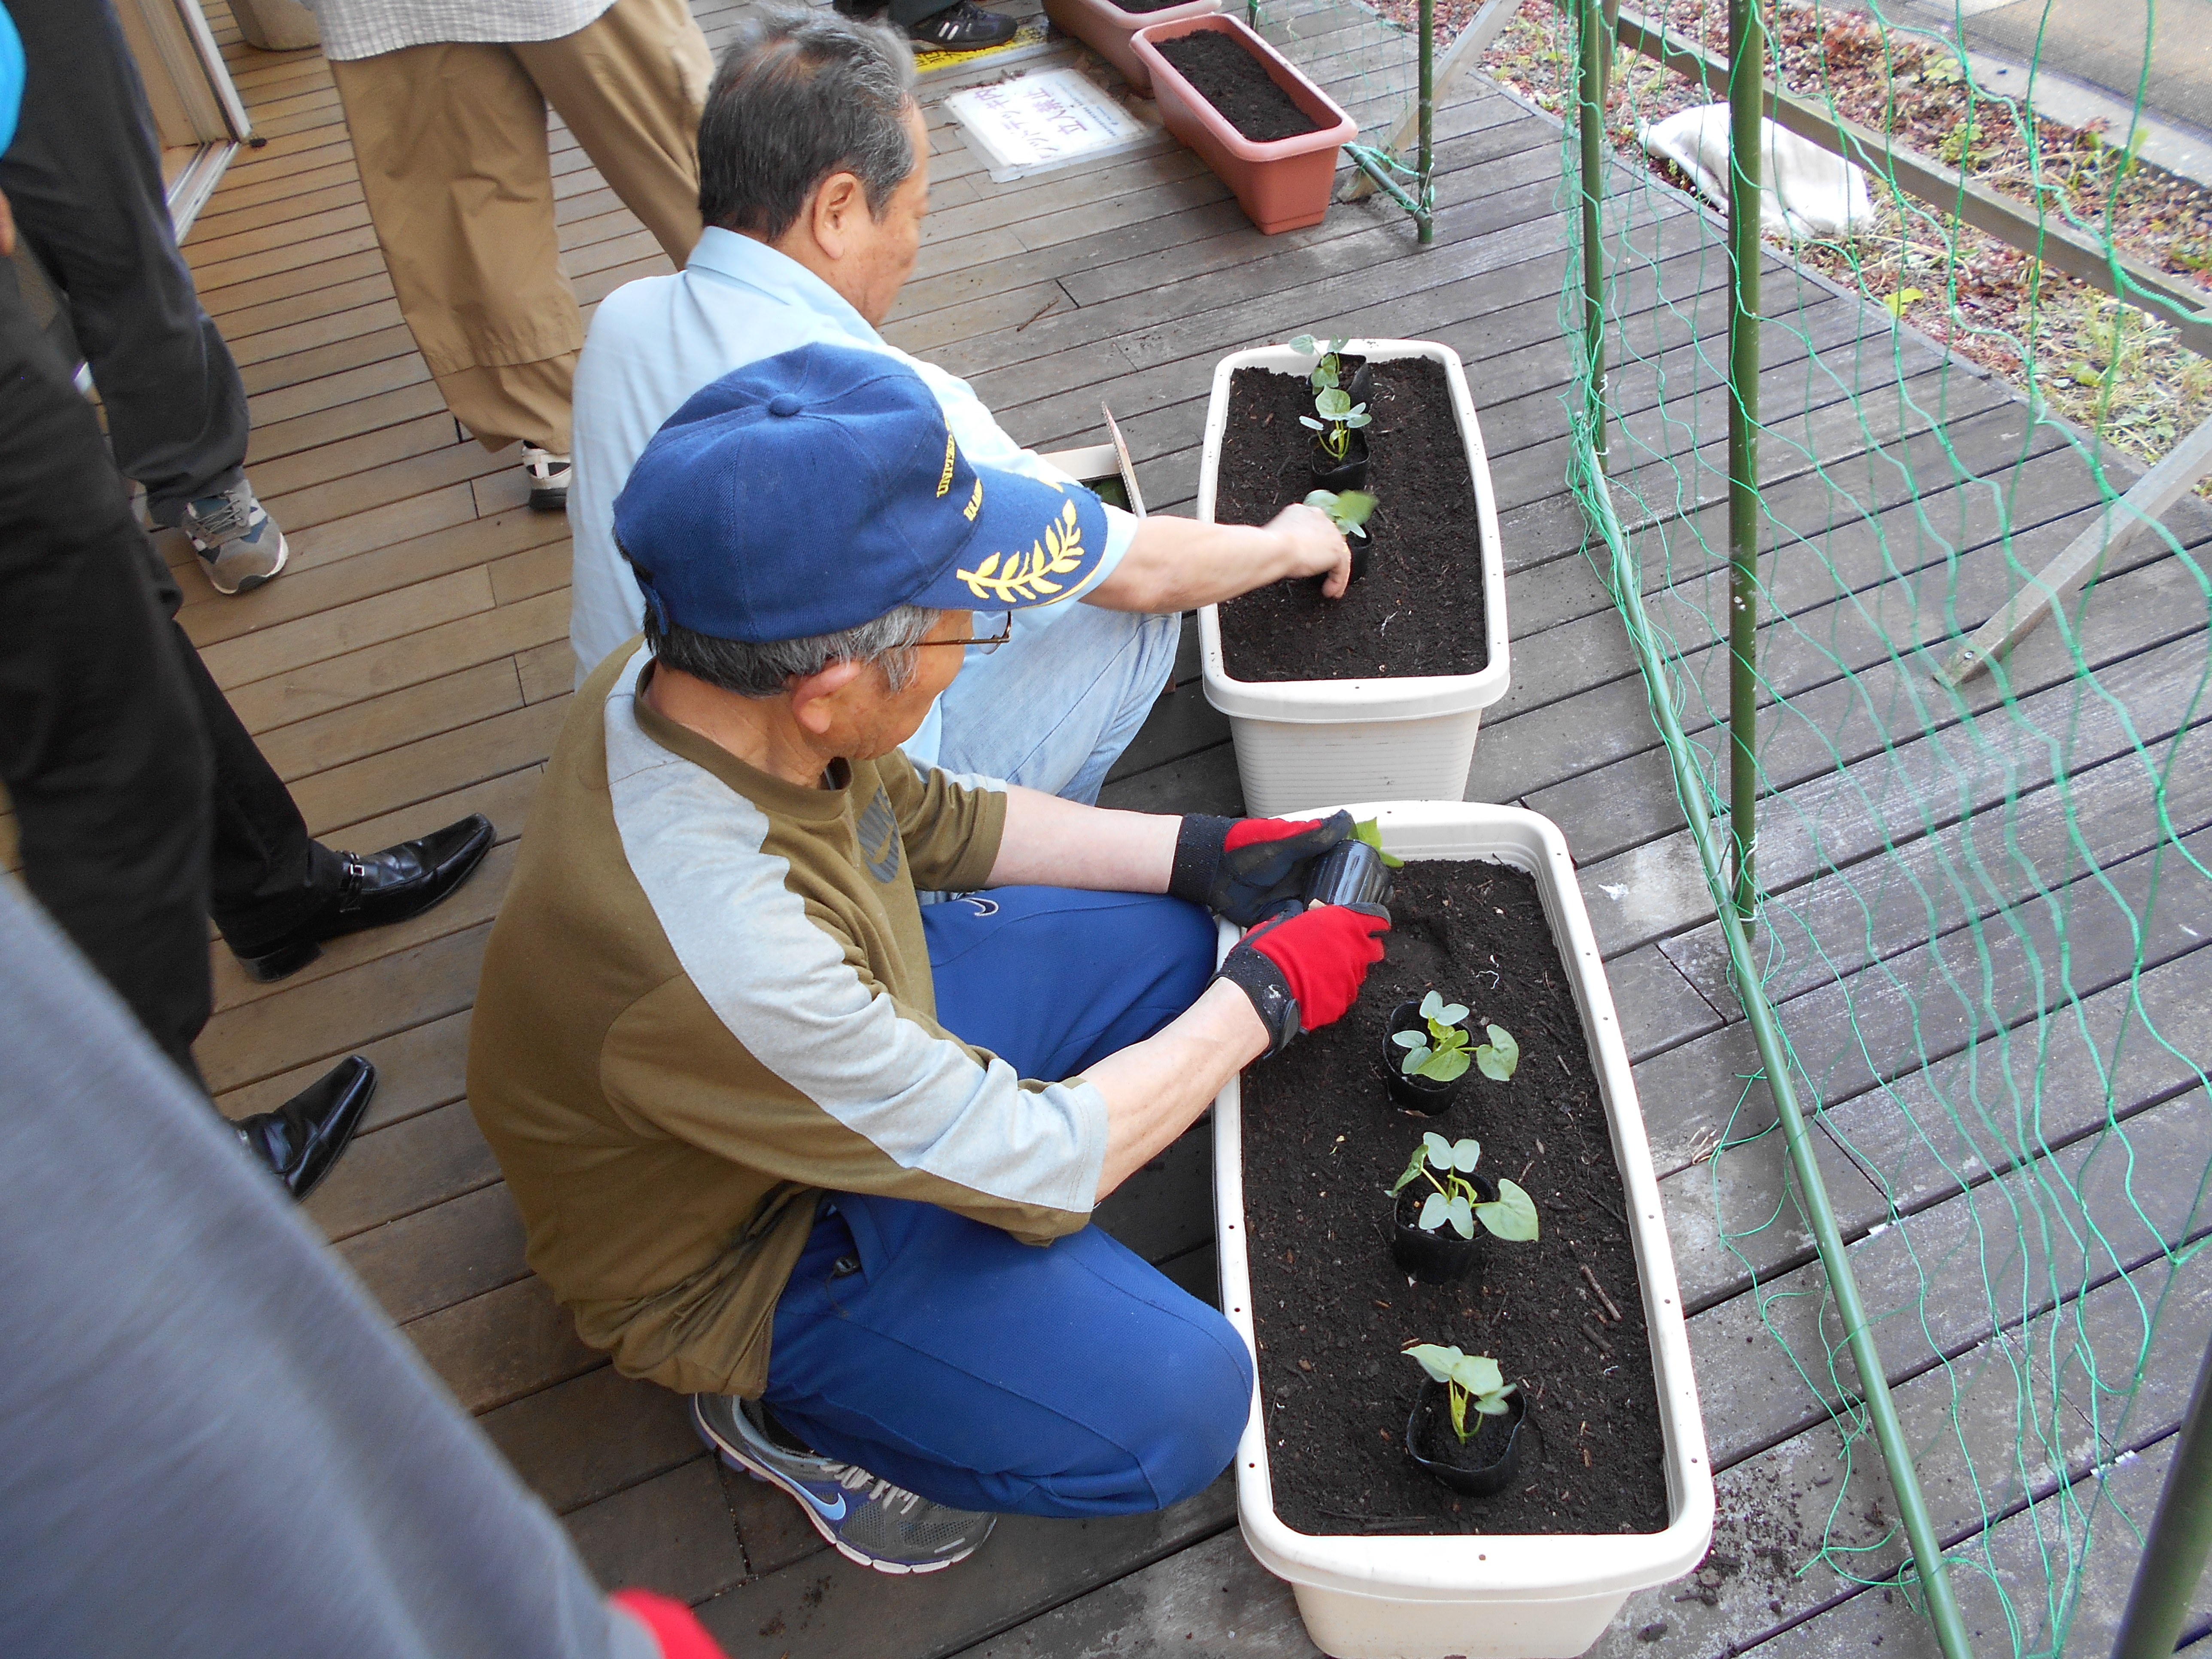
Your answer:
[690,1394,995,1574]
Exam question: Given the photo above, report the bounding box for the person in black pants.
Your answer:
[0,0,288,596]
[0,182,492,1200]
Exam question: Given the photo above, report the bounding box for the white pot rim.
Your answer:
[1197,340,1511,724]
[1213,801,1715,1611]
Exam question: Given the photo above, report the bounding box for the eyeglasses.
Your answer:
[915,614,1013,656]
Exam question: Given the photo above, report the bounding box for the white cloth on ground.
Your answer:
[1637,105,1876,239]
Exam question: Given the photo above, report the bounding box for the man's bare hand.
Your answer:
[1266,500,1353,599]
[0,187,15,258]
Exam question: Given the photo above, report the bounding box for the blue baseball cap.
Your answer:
[612,343,1111,643]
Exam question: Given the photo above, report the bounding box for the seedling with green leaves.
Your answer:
[1300,385,1371,462]
[1403,1344,1516,1444]
[1289,332,1349,390]
[1304,488,1376,541]
[1393,989,1472,1080]
[1350,817,1404,868]
[1391,1132,1540,1241]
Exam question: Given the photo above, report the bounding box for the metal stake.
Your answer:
[1725,0,1762,921]
[2112,1331,2212,1659]
[1577,0,1609,466]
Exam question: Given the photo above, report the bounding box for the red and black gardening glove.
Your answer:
[1213,902,1392,1057]
[1170,810,1356,925]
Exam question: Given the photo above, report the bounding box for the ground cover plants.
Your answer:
[1238,859,1671,1535]
[1214,344,1489,682]
[1409,0,2212,486]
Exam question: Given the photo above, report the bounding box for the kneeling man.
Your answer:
[471,344,1390,1574]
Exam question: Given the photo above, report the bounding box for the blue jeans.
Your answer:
[763,887,1253,1517]
[935,605,1179,804]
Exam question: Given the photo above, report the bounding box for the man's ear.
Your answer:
[788,658,870,735]
[808,171,868,263]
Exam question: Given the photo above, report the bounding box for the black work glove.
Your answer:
[1169,810,1356,926]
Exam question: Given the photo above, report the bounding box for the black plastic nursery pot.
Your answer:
[1404,1381,1528,1495]
[1381,998,1463,1114]
[1389,1180,1493,1284]
[1309,428,1368,490]
[1304,838,1394,911]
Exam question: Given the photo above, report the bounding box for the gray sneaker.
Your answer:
[691,1394,994,1574]
[178,481,289,595]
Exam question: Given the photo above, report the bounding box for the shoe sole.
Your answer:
[529,485,569,512]
[199,529,290,597]
[690,1407,979,1576]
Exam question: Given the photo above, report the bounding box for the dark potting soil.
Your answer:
[1215,358,1488,684]
[1239,861,1672,1537]
[1153,33,1321,141]
[1111,0,1195,12]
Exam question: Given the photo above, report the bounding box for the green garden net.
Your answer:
[1542,0,2212,1650]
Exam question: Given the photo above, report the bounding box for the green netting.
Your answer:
[1551,0,2212,1650]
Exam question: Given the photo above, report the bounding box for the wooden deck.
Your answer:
[156,0,2212,1655]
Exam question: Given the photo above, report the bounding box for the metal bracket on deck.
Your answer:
[1936,413,2212,686]
[1341,0,1516,205]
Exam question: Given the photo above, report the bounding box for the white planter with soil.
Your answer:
[1210,801,1713,1659]
[1196,340,1509,818]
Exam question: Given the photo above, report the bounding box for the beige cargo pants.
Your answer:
[330,0,713,455]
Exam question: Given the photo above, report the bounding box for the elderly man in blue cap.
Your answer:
[469,342,1393,1574]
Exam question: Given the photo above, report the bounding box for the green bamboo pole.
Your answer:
[1417,0,1434,243]
[1577,456,1976,1659]
[1577,0,1608,465]
[2112,1331,2212,1659]
[1726,0,1762,921]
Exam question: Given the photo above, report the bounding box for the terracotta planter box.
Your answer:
[1130,15,1357,234]
[1042,0,1221,94]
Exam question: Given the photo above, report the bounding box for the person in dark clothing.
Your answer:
[0,25,490,1199]
[0,0,286,594]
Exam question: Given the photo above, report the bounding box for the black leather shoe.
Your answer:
[235,1055,377,1202]
[234,813,496,982]
[906,0,1018,49]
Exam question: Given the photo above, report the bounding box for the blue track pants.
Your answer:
[761,887,1254,1518]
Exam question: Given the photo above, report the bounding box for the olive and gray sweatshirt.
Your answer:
[467,645,1108,1398]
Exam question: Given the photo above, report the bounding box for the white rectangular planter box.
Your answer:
[1197,340,1510,817]
[1211,802,1714,1659]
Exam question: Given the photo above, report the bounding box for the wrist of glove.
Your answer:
[1170,810,1356,925]
[1213,901,1392,1059]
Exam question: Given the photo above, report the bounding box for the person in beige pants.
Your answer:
[313,0,712,510]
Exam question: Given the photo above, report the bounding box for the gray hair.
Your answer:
[697,9,918,242]
[644,605,940,699]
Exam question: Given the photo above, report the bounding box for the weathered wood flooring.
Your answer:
[147,0,2212,1655]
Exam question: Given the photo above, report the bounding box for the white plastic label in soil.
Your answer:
[945,67,1159,183]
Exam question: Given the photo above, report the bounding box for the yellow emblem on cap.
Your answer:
[936,431,957,498]
[957,499,1085,602]
[963,478,982,522]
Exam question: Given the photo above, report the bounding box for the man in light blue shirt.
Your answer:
[569,8,1351,802]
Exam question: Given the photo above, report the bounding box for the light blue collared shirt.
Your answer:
[568,229,1136,769]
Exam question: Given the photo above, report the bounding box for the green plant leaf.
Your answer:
[1288,333,1318,355]
[1419,990,1444,1021]
[1475,1024,1520,1082]
[1345,409,1372,429]
[1391,1141,1430,1194]
[1446,1194,1475,1239]
[1349,818,1405,868]
[1297,415,1323,431]
[1472,1389,1514,1416]
[1477,1177,1540,1241]
[1448,1138,1482,1173]
[1310,362,1340,391]
[1419,1191,1452,1233]
[1402,1342,1462,1384]
[1400,1042,1433,1075]
[1435,1000,1468,1026]
[1316,387,1353,418]
[1418,1045,1472,1082]
[1422,1131,1453,1166]
[1391,1029,1426,1049]
[1448,1352,1504,1396]
[1327,489,1375,531]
